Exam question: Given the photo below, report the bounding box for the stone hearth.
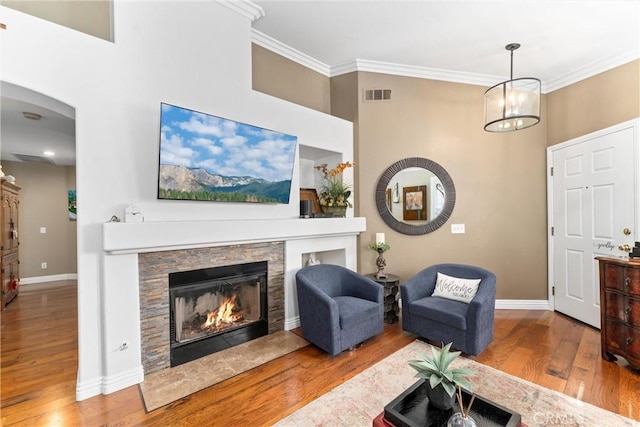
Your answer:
[138,241,284,374]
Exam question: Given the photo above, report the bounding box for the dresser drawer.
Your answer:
[603,320,628,352]
[629,327,640,360]
[603,264,640,295]
[628,297,640,328]
[623,268,640,296]
[603,263,624,290]
[604,292,626,322]
[605,293,640,327]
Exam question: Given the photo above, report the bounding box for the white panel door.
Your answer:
[551,125,635,328]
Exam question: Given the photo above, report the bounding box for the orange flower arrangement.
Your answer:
[314,161,355,208]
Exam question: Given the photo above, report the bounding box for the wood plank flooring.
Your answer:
[1,281,638,426]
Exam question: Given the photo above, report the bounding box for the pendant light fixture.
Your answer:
[484,43,540,132]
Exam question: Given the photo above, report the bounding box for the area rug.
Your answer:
[139,330,308,412]
[274,339,639,427]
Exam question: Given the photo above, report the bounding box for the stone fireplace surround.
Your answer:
[138,242,285,374]
[102,217,366,378]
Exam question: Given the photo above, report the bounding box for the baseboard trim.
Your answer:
[102,366,145,395]
[76,376,103,401]
[20,273,77,285]
[75,365,145,401]
[495,299,551,310]
[285,316,300,331]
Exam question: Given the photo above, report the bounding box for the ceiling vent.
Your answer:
[12,153,56,165]
[364,89,392,102]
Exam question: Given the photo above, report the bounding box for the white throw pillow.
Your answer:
[432,272,481,304]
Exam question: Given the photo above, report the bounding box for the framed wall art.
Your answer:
[403,185,427,221]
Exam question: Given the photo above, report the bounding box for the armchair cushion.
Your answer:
[432,272,481,304]
[296,264,384,355]
[335,296,381,329]
[409,296,468,330]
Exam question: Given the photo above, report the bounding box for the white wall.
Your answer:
[1,1,353,400]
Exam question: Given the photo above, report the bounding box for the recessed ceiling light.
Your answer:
[22,112,42,120]
[42,150,55,157]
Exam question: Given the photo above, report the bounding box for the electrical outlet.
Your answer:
[40,227,46,234]
[41,262,47,269]
[451,224,466,234]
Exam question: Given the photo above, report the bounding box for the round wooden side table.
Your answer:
[366,273,400,324]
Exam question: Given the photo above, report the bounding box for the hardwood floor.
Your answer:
[1,281,638,426]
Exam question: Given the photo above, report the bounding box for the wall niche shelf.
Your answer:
[302,249,347,268]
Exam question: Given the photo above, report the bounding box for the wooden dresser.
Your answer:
[596,256,640,369]
[1,181,20,310]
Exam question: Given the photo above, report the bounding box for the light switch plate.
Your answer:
[451,223,465,234]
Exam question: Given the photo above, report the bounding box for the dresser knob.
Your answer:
[626,306,632,313]
[625,277,631,286]
[627,337,634,345]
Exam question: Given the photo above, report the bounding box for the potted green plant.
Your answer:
[314,161,354,217]
[368,242,390,252]
[368,242,390,278]
[408,342,473,411]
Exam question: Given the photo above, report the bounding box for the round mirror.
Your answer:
[375,157,456,235]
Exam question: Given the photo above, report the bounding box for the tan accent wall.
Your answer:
[547,60,640,146]
[2,161,77,279]
[330,73,359,123]
[251,52,550,299]
[1,0,112,41]
[252,44,331,114]
[354,73,549,299]
[254,54,640,300]
[330,72,361,213]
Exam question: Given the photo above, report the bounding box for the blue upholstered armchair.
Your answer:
[401,263,496,356]
[295,264,384,356]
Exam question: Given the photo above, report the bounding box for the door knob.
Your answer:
[619,244,632,252]
[623,228,632,235]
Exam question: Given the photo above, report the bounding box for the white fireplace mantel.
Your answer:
[98,216,366,396]
[102,217,367,254]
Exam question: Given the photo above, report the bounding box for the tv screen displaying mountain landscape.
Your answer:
[158,103,297,204]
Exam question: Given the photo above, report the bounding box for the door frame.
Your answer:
[546,118,640,312]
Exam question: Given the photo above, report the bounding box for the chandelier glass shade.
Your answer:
[484,44,541,133]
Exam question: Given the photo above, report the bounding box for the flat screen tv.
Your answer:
[158,102,297,204]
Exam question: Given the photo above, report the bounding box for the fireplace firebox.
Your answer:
[169,261,268,367]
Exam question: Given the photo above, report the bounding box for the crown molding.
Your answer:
[331,59,501,87]
[253,33,638,93]
[251,29,330,76]
[217,0,264,22]
[544,51,639,93]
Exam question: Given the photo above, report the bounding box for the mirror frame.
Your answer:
[375,157,456,235]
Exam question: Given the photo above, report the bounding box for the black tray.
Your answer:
[384,380,521,427]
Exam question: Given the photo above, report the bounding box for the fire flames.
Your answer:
[201,294,244,332]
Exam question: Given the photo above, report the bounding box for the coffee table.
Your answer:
[374,379,523,427]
